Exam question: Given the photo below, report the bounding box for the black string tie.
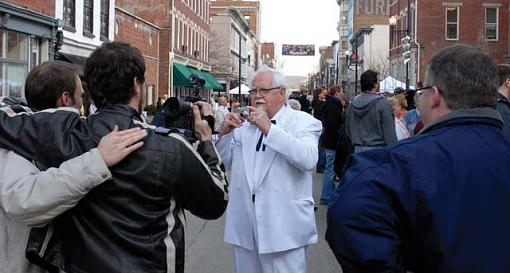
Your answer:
[256,120,276,152]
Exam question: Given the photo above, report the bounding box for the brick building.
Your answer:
[116,0,222,99]
[115,7,160,106]
[261,42,275,68]
[389,0,509,85]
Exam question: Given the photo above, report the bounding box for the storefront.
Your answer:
[0,2,58,98]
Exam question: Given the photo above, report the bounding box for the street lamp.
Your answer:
[389,0,412,92]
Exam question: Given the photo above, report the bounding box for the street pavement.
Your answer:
[184,172,343,273]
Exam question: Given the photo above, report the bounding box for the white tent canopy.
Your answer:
[228,84,251,95]
[379,76,414,93]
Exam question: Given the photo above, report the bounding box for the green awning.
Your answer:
[200,70,224,91]
[173,63,193,87]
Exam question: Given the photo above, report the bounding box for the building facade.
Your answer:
[0,1,59,98]
[209,8,252,92]
[210,0,261,82]
[117,0,221,100]
[389,0,509,85]
[344,0,390,94]
[114,7,160,106]
[55,0,115,61]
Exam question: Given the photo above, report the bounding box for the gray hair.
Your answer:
[425,44,498,109]
[287,99,301,110]
[251,65,291,99]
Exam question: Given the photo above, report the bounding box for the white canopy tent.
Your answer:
[379,76,414,93]
[228,84,251,95]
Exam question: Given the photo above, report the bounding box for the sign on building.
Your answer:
[355,0,389,16]
[282,44,315,56]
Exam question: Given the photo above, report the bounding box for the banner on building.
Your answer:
[282,44,315,56]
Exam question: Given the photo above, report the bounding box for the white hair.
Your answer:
[251,65,291,99]
[287,99,301,110]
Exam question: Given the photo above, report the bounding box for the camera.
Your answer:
[152,74,208,142]
[235,107,249,120]
[185,74,206,103]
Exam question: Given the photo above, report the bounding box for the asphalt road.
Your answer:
[184,172,343,273]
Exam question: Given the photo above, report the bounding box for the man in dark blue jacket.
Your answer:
[326,44,510,273]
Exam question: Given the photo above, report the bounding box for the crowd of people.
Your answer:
[0,42,509,273]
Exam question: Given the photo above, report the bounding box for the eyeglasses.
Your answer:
[415,86,433,97]
[248,87,281,96]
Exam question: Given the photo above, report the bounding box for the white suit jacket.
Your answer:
[217,105,322,254]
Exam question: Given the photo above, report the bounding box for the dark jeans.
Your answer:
[317,145,326,172]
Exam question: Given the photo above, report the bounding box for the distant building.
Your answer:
[209,8,253,92]
[389,0,509,85]
[117,0,222,99]
[261,42,275,68]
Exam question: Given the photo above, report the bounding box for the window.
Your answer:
[0,30,32,98]
[485,7,498,41]
[100,0,110,40]
[83,0,93,35]
[445,6,459,40]
[63,0,75,28]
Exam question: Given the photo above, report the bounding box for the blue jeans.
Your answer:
[320,149,336,204]
[316,146,326,172]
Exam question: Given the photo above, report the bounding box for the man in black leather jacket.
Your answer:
[0,41,228,273]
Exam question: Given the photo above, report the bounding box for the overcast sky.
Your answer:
[258,0,340,77]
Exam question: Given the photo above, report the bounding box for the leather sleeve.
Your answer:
[0,107,96,168]
[170,134,228,219]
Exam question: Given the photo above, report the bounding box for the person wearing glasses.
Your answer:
[326,44,510,272]
[345,69,397,153]
[496,64,510,134]
[216,65,322,273]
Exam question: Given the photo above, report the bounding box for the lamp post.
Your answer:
[238,32,242,106]
[389,0,411,92]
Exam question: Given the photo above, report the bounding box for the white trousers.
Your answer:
[233,245,307,273]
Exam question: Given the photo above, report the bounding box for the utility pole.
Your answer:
[405,0,411,92]
[238,32,242,106]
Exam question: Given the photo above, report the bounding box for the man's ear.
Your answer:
[505,78,510,88]
[429,86,443,108]
[57,91,72,107]
[133,77,142,96]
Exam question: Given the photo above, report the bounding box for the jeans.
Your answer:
[320,149,336,204]
[316,146,326,172]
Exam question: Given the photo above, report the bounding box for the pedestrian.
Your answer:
[0,61,146,273]
[319,85,343,205]
[496,63,510,134]
[394,93,408,119]
[156,97,163,110]
[0,42,228,273]
[387,97,410,140]
[312,87,328,173]
[214,96,230,132]
[326,44,510,273]
[345,69,397,153]
[217,65,322,273]
[402,92,421,136]
[298,88,312,114]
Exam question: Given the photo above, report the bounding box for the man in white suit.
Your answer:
[216,66,322,273]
